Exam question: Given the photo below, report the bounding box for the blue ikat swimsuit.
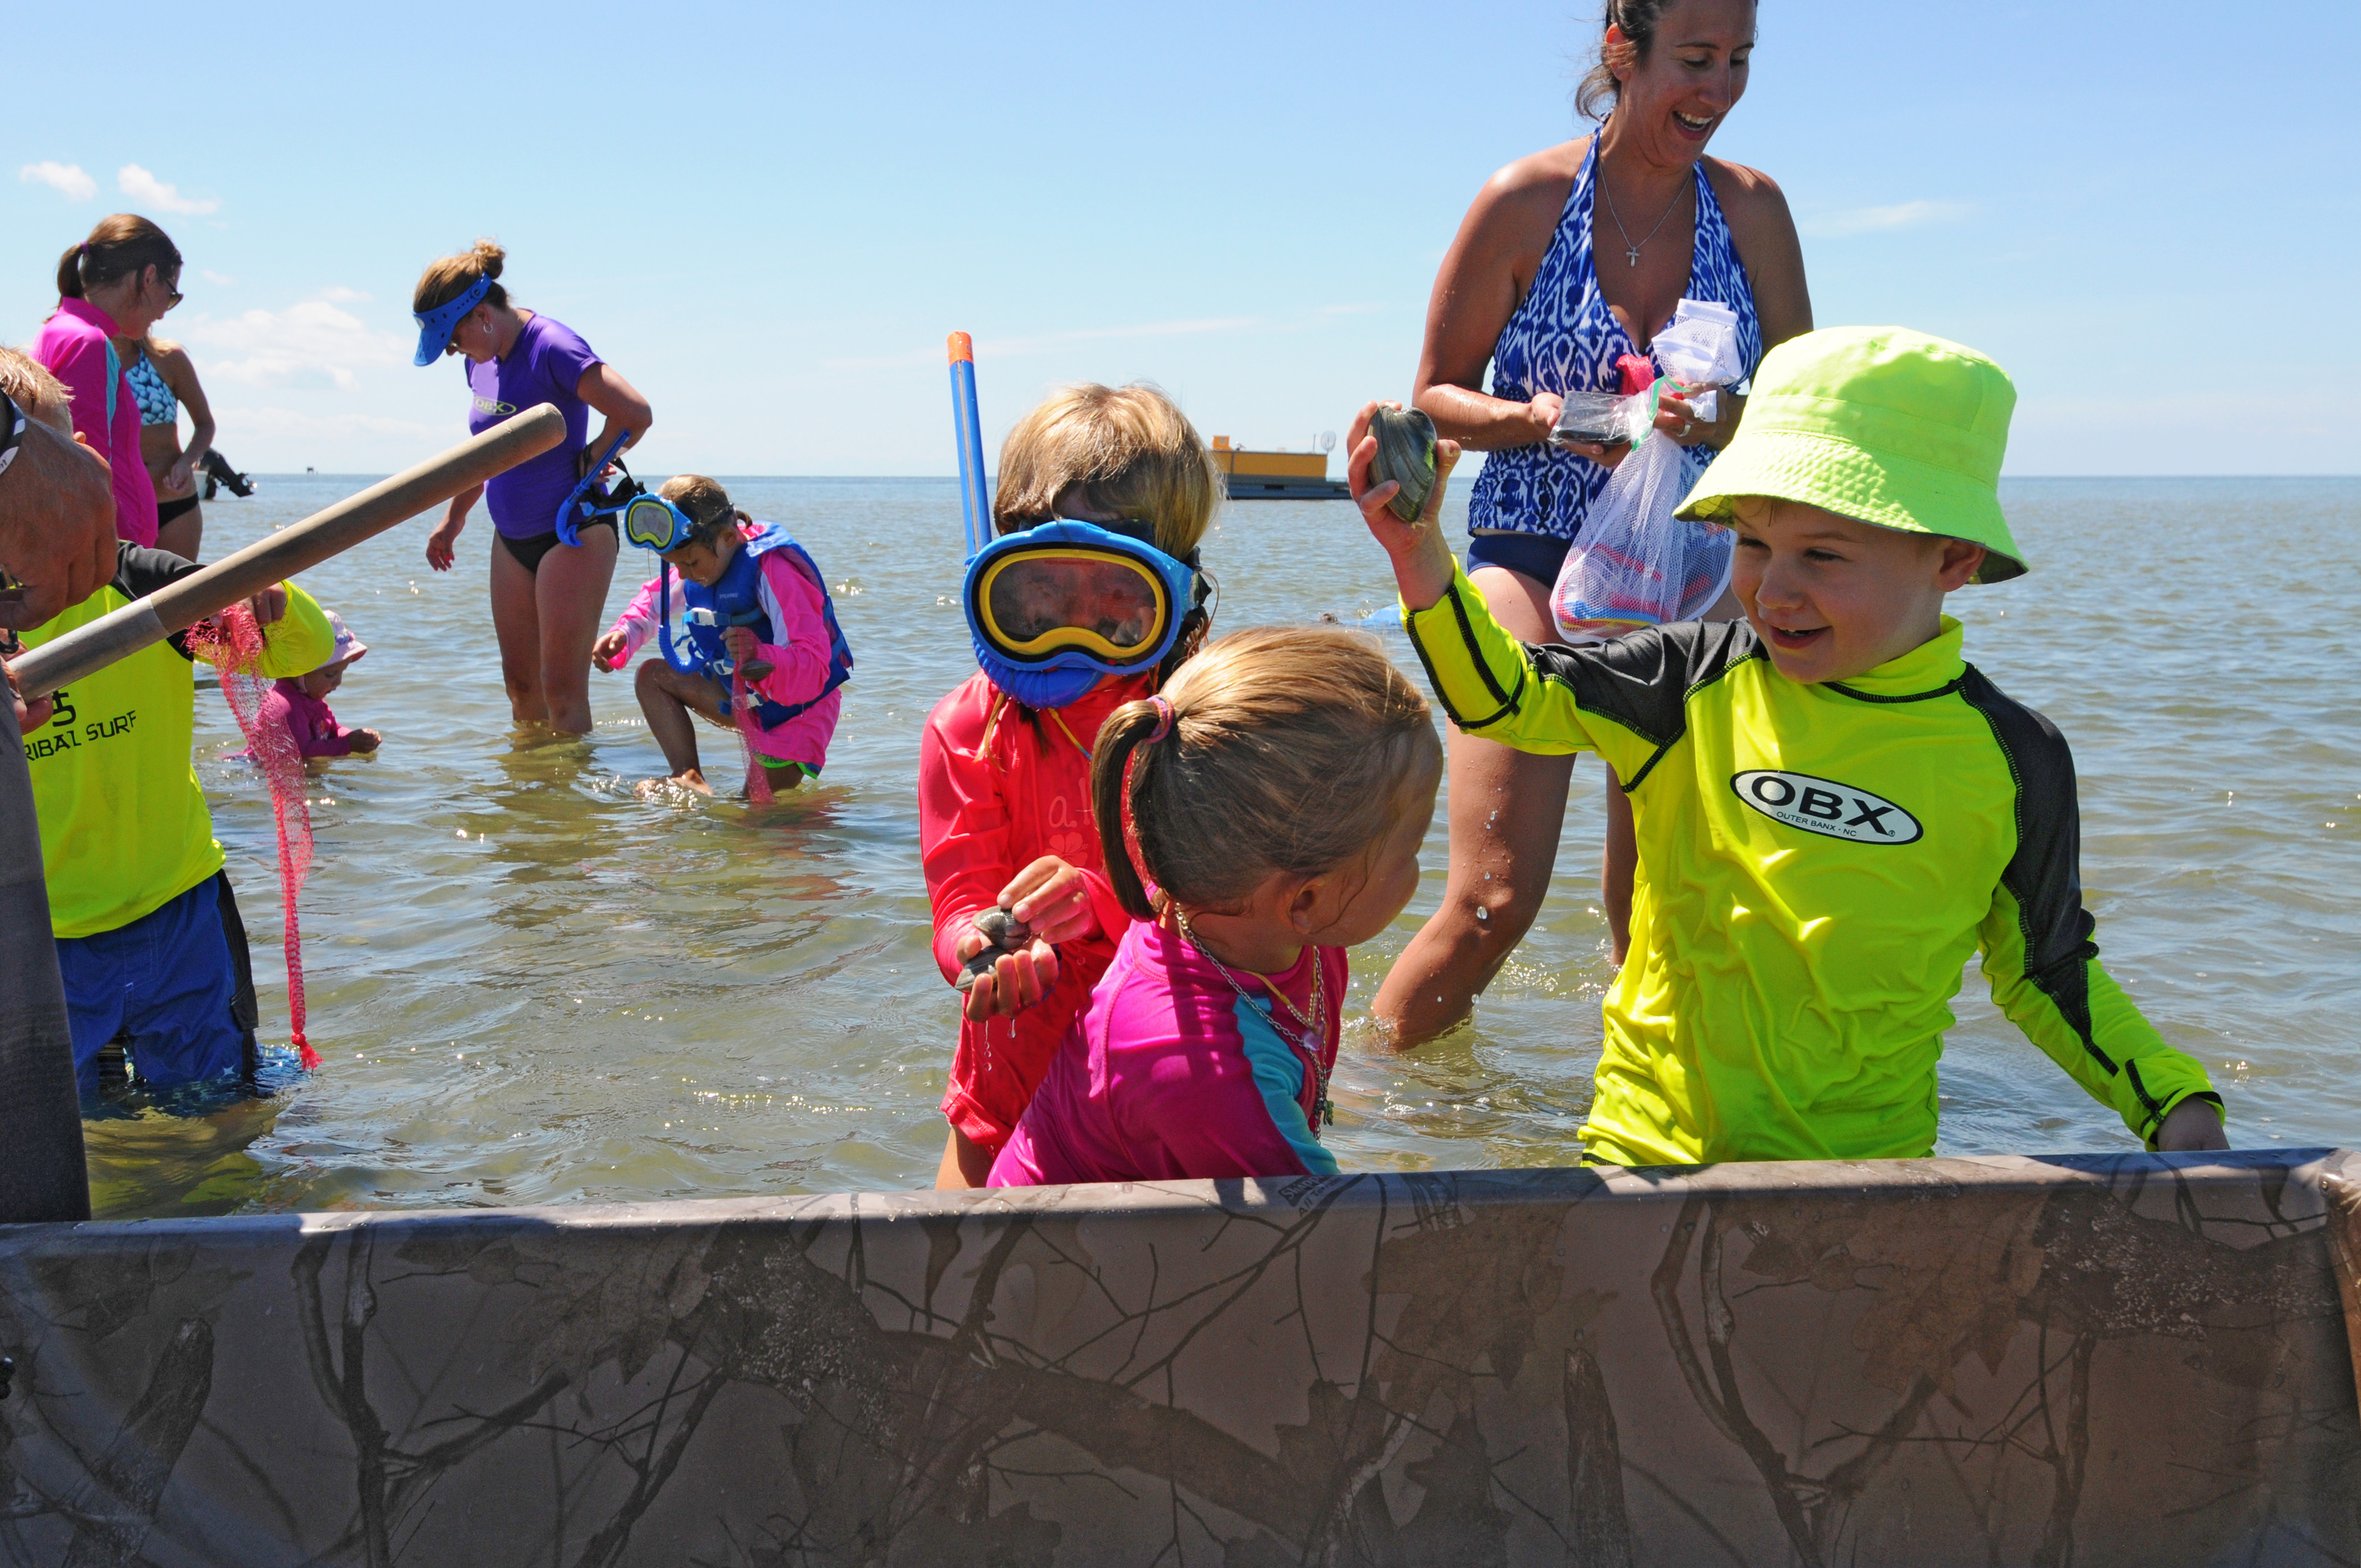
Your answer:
[1465,128,1763,579]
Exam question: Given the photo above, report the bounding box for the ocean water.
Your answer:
[80,475,2361,1217]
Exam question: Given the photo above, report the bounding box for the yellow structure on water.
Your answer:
[1209,435,1348,500]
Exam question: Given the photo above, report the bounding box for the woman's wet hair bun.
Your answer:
[413,239,510,315]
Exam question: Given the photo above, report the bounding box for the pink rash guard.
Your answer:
[601,530,844,770]
[989,919,1346,1186]
[36,298,157,548]
[258,680,366,759]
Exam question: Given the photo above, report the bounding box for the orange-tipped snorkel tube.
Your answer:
[948,332,992,559]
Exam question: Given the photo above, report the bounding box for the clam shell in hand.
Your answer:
[1369,406,1438,524]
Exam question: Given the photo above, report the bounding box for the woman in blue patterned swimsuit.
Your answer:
[1375,0,1813,1045]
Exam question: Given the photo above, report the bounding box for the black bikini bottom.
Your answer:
[498,517,614,574]
[156,494,200,527]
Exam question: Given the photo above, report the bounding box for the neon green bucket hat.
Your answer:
[1676,325,2027,582]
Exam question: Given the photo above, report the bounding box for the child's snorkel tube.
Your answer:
[552,428,638,547]
[948,333,992,560]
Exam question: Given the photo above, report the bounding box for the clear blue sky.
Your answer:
[6,1,2354,476]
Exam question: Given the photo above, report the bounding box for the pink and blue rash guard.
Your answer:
[601,528,844,770]
[464,313,601,538]
[35,298,156,547]
[989,919,1346,1186]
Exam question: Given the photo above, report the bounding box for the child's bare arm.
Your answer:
[1347,400,1461,612]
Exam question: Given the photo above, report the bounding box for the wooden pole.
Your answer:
[0,694,89,1222]
[12,404,565,700]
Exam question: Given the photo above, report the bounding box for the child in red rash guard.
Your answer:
[921,382,1221,1188]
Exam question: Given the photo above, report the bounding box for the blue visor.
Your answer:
[411,274,491,367]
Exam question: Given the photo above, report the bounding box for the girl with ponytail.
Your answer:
[35,215,184,549]
[988,626,1442,1187]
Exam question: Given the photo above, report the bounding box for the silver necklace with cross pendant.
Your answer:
[1602,171,1693,267]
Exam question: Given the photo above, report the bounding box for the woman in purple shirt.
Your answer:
[411,241,653,736]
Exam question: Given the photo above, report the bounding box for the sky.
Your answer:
[5,1,2355,477]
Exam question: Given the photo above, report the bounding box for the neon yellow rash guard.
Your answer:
[21,545,333,940]
[1403,560,2220,1166]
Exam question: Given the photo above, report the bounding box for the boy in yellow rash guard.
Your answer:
[1348,327,2226,1165]
[19,541,330,1094]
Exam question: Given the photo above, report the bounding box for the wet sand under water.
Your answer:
[88,475,2361,1216]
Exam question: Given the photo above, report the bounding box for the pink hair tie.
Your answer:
[1146,696,1176,742]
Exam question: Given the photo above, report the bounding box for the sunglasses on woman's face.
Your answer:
[151,270,183,310]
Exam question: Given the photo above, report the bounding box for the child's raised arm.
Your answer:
[1347,400,1462,612]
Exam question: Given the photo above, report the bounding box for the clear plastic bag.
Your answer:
[1549,432,1733,642]
[1549,389,1652,452]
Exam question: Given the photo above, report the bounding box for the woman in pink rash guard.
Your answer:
[37,215,183,550]
[990,625,1442,1189]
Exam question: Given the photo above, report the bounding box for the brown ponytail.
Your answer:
[56,214,181,301]
[412,239,510,315]
[1091,625,1437,922]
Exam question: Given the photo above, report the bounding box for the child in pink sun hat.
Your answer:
[258,610,380,761]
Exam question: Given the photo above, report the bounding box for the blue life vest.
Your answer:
[656,523,853,731]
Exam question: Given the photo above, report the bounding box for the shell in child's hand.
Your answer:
[1369,406,1438,524]
[972,907,1034,948]
[954,950,1003,993]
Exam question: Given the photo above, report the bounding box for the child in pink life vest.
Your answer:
[991,626,1443,1186]
[258,611,380,761]
[592,474,852,797]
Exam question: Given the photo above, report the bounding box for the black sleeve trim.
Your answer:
[1824,674,1967,705]
[2121,1059,2166,1130]
[1403,580,1527,731]
[116,542,204,602]
[1957,665,2113,1076]
[1521,618,1762,766]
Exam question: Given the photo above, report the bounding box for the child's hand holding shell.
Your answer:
[1348,400,1462,613]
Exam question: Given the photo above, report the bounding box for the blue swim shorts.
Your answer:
[55,872,254,1096]
[1465,530,1572,585]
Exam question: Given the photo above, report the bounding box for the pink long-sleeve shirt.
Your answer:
[603,527,843,770]
[989,919,1347,1186]
[35,298,157,548]
[259,680,366,759]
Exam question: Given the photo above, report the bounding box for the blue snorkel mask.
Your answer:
[963,519,1204,710]
[411,275,491,367]
[548,429,642,546]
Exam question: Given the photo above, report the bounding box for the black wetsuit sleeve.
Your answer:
[112,543,206,661]
[1525,619,1763,790]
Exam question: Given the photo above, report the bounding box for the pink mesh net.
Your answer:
[189,603,319,1070]
[732,668,774,805]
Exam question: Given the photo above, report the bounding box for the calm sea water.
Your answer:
[83,475,2361,1217]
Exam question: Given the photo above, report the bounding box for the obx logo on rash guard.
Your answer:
[1731,770,1923,845]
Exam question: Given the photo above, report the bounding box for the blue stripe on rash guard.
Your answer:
[1232,997,1338,1177]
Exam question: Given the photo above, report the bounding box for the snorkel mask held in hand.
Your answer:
[964,519,1202,710]
[551,430,640,546]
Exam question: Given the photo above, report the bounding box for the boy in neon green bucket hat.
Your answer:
[1350,326,2226,1164]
